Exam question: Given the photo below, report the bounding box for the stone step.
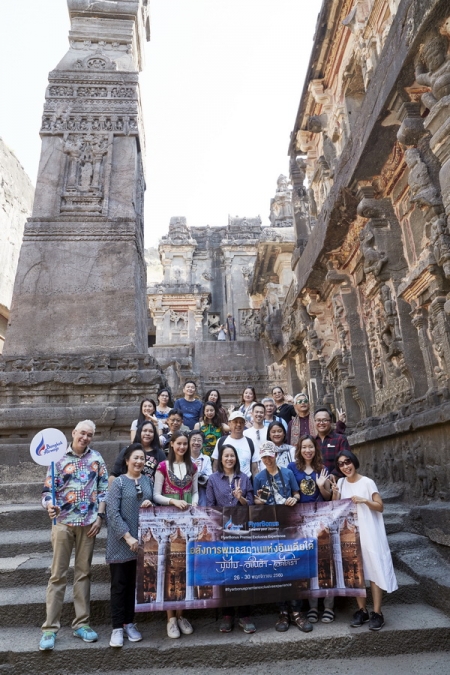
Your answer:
[390,535,450,618]
[1,604,449,675]
[0,553,109,587]
[0,569,420,629]
[0,528,106,558]
[0,482,43,504]
[58,653,450,675]
[0,504,49,532]
[387,531,430,552]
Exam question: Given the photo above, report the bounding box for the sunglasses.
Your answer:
[135,482,143,499]
[337,459,353,468]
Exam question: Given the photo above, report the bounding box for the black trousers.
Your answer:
[222,606,251,618]
[110,560,137,629]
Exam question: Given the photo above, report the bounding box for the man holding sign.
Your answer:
[39,420,108,651]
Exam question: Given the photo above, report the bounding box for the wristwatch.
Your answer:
[97,513,106,520]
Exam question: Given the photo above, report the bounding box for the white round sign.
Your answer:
[30,428,68,466]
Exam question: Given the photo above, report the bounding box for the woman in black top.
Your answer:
[111,420,166,485]
[272,386,295,424]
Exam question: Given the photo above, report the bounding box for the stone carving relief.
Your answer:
[207,313,221,335]
[239,309,261,339]
[267,361,286,382]
[170,310,188,332]
[359,227,388,278]
[61,134,109,214]
[360,282,412,414]
[73,52,118,71]
[414,29,450,110]
[404,149,441,208]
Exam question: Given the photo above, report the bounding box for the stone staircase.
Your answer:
[0,500,449,675]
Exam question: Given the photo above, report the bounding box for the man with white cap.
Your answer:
[211,410,259,477]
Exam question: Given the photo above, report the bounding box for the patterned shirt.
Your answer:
[200,423,223,457]
[315,431,351,475]
[42,446,108,527]
[106,474,152,563]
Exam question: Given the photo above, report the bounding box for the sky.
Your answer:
[0,0,322,247]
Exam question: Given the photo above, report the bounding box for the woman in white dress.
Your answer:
[332,449,397,631]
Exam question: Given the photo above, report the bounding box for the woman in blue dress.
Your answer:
[288,434,334,623]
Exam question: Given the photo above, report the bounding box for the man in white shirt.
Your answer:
[212,411,259,477]
[244,403,267,468]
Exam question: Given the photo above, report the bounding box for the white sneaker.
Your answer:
[177,617,194,635]
[123,623,142,642]
[167,618,181,639]
[110,628,123,648]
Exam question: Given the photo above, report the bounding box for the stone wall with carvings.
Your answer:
[0,138,34,351]
[262,0,450,502]
[146,177,296,400]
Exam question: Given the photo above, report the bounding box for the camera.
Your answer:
[198,473,208,486]
[258,486,271,501]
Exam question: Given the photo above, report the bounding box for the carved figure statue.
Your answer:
[430,215,450,278]
[404,148,441,208]
[415,30,450,108]
[359,228,388,277]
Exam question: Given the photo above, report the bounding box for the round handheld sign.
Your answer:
[30,428,67,467]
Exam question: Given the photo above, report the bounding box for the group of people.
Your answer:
[39,381,397,652]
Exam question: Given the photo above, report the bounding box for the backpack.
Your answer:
[217,435,255,456]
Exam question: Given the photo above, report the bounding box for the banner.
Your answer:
[136,499,365,612]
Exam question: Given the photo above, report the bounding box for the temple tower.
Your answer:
[0,1,164,494]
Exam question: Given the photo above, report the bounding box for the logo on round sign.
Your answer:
[30,428,68,466]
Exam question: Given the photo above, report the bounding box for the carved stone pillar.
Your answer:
[156,533,170,603]
[410,308,438,390]
[329,520,345,590]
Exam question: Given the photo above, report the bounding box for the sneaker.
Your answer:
[123,623,142,642]
[291,612,313,633]
[167,618,181,639]
[177,617,194,635]
[369,611,385,631]
[109,628,123,648]
[238,617,256,634]
[219,616,234,633]
[350,608,370,627]
[275,611,290,632]
[73,625,98,643]
[39,631,56,651]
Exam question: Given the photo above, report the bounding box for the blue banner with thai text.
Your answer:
[187,538,317,586]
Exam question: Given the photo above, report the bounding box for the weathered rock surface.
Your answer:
[0,137,34,349]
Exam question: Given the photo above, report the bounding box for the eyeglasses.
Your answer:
[316,419,331,424]
[337,459,353,468]
[135,482,143,499]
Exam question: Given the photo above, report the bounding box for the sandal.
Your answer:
[275,611,290,632]
[307,608,319,623]
[321,609,335,623]
[291,611,313,633]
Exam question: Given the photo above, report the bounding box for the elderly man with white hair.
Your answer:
[39,420,108,651]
